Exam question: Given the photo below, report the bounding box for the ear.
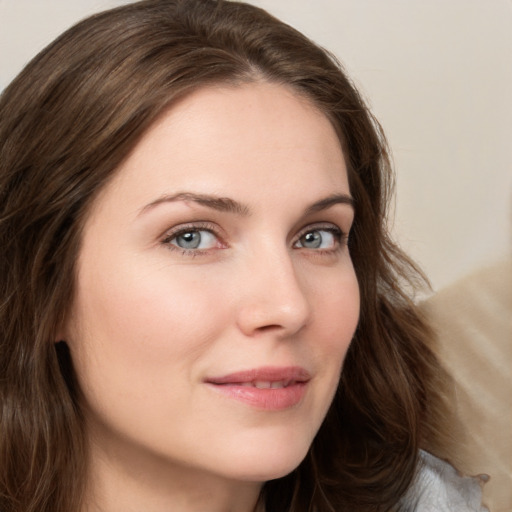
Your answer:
[55,299,80,346]
[54,318,68,343]
[54,311,72,344]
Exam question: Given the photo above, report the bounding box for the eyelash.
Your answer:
[161,222,348,257]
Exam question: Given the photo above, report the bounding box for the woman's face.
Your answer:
[65,82,359,487]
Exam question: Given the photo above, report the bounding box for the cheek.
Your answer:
[312,267,360,346]
[320,275,359,387]
[304,266,360,394]
[68,257,231,394]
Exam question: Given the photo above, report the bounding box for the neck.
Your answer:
[81,435,264,512]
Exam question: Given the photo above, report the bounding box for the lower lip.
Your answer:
[206,382,308,410]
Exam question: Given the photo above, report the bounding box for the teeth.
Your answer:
[253,381,271,389]
[251,380,293,389]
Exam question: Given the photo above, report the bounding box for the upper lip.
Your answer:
[205,366,311,385]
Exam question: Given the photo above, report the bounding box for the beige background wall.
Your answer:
[1,0,510,292]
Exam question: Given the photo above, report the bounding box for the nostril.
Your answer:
[254,324,285,334]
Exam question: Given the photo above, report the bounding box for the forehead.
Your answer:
[89,81,349,218]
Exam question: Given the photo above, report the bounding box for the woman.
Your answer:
[0,1,486,511]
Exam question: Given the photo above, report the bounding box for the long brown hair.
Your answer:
[0,1,443,510]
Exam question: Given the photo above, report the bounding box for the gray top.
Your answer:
[399,451,489,511]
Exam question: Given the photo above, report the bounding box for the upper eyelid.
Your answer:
[161,221,222,242]
[294,222,346,238]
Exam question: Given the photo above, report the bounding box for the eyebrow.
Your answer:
[304,193,355,214]
[139,192,251,216]
[139,191,354,217]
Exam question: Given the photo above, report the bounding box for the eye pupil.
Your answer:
[177,231,201,249]
[301,231,322,248]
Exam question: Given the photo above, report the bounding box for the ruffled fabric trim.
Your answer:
[399,451,489,511]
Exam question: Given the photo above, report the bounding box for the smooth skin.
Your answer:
[64,82,360,512]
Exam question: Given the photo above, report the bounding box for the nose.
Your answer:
[235,249,311,338]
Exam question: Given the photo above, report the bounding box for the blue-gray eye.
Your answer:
[171,230,217,250]
[295,229,337,249]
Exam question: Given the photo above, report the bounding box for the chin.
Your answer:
[218,433,312,483]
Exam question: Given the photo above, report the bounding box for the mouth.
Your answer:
[233,379,301,389]
[204,366,310,410]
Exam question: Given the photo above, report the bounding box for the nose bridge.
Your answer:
[236,242,311,337]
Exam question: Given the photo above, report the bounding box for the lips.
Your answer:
[205,366,310,410]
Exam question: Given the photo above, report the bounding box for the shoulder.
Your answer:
[399,451,489,512]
